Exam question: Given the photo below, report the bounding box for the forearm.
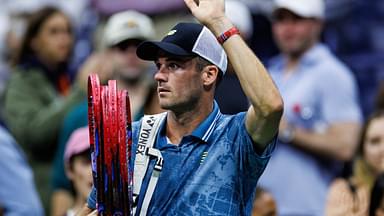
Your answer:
[185,0,281,110]
[184,0,283,145]
[208,18,283,144]
[291,123,360,161]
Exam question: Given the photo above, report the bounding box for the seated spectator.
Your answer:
[326,110,384,215]
[0,124,43,216]
[370,173,384,216]
[63,127,92,216]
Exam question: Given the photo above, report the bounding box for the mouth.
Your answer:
[158,87,170,93]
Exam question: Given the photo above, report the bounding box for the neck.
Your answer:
[283,44,313,77]
[36,54,61,72]
[284,41,317,73]
[71,195,86,214]
[166,100,213,144]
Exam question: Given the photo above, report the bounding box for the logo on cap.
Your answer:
[125,20,139,29]
[167,30,177,36]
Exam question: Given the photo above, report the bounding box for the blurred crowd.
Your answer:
[0,0,383,215]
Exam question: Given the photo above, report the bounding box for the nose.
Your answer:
[154,65,168,82]
[59,31,73,48]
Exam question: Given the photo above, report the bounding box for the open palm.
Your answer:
[184,0,225,26]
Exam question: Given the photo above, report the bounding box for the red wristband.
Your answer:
[217,27,240,45]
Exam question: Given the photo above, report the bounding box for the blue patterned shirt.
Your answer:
[88,102,275,215]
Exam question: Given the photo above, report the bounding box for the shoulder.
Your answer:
[329,178,350,192]
[131,112,166,134]
[216,112,247,126]
[214,112,248,139]
[7,67,47,91]
[311,45,354,78]
[10,67,44,80]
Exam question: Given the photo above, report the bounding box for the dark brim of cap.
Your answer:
[136,41,195,61]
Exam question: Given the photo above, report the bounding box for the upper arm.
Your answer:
[245,104,283,148]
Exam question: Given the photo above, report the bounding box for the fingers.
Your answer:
[88,210,98,216]
[74,205,94,216]
[184,0,198,12]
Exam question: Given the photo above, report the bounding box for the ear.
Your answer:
[201,65,219,87]
[65,164,75,180]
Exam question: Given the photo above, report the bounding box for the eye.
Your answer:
[167,62,180,70]
[369,136,381,145]
[49,27,60,35]
[155,62,162,70]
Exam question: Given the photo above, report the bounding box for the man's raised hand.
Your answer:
[184,0,226,28]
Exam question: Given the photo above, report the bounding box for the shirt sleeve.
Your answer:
[226,113,276,203]
[87,186,97,209]
[0,127,44,216]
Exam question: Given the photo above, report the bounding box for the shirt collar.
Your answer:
[300,43,328,66]
[158,101,221,143]
[191,101,221,142]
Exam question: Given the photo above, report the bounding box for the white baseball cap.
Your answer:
[225,0,253,40]
[103,10,155,47]
[274,0,325,19]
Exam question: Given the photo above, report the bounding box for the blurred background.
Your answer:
[0,0,383,215]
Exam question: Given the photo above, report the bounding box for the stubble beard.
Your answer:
[159,92,200,115]
[280,38,315,60]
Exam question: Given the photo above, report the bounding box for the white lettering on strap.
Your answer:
[133,112,166,215]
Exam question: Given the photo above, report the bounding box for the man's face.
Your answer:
[154,56,203,112]
[110,39,148,83]
[272,9,322,58]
